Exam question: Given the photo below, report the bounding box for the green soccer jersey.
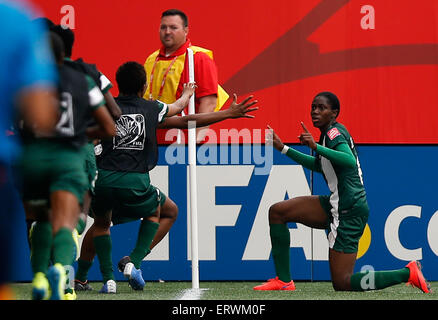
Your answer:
[316,122,368,215]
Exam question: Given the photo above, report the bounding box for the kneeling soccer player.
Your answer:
[256,91,430,293]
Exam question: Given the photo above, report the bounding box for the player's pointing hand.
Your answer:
[299,121,317,150]
[266,125,285,151]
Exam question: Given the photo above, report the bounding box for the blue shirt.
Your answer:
[0,1,57,164]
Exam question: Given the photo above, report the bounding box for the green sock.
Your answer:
[269,223,291,283]
[52,227,75,267]
[30,222,53,274]
[129,220,159,269]
[76,218,86,235]
[93,235,114,282]
[350,267,410,291]
[76,259,93,282]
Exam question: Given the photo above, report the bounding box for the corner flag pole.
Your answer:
[187,48,199,289]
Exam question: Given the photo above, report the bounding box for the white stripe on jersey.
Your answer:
[99,74,112,92]
[156,100,169,123]
[321,136,340,249]
[89,86,104,107]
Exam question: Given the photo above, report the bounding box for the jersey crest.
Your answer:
[114,114,145,150]
[327,127,341,140]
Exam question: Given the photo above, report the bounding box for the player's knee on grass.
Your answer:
[331,273,352,291]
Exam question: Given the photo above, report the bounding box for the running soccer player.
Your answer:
[25,24,121,264]
[75,61,258,293]
[50,25,122,238]
[257,91,430,293]
[16,32,116,300]
[49,27,122,295]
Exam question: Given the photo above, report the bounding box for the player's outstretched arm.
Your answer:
[166,82,197,117]
[158,93,258,129]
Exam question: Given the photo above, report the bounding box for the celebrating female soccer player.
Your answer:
[256,91,430,292]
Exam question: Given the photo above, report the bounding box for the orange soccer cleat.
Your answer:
[405,261,431,293]
[253,277,296,291]
[0,285,15,300]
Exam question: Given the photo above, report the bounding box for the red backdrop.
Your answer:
[29,0,438,144]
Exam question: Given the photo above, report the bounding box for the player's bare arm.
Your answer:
[103,91,122,120]
[166,82,196,117]
[158,94,258,129]
[86,105,116,139]
[195,94,218,140]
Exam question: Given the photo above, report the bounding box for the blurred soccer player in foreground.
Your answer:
[0,1,58,300]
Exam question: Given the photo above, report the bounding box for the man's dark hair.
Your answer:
[161,9,188,27]
[315,91,340,117]
[116,61,146,95]
[50,25,75,58]
[49,31,65,63]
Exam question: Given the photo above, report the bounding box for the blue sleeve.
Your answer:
[12,14,57,95]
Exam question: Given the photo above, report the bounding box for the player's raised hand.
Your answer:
[226,94,259,118]
[299,121,317,150]
[266,125,284,151]
[181,82,197,98]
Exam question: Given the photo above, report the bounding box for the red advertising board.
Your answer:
[29,0,438,143]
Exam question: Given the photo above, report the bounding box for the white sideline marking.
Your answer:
[176,288,209,300]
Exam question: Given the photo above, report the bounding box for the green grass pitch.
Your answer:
[10,280,438,300]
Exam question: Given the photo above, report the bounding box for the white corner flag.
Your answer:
[186,48,199,289]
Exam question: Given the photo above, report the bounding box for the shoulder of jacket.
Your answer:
[189,46,213,59]
[145,50,160,62]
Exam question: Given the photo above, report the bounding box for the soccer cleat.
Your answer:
[64,287,77,300]
[253,277,296,291]
[117,256,131,273]
[32,272,49,300]
[99,279,117,294]
[405,261,431,293]
[123,262,145,290]
[0,285,15,300]
[47,264,66,300]
[74,279,93,291]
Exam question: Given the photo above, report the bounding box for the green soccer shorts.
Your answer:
[91,184,167,225]
[17,140,88,205]
[319,195,369,254]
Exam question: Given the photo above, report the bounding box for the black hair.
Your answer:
[161,9,188,27]
[50,25,75,58]
[49,31,65,63]
[315,91,340,117]
[116,61,146,95]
